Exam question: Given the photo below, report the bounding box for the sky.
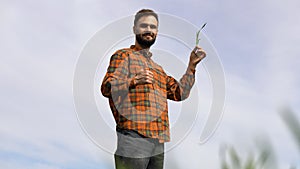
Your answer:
[1,0,300,168]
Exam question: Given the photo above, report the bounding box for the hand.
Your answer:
[188,46,206,72]
[132,69,154,86]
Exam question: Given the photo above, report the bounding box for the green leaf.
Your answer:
[195,22,207,46]
[280,108,300,152]
[221,161,230,169]
[229,147,241,169]
[244,155,255,169]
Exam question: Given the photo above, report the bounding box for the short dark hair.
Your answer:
[134,9,159,26]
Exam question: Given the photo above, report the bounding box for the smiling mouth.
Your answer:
[142,32,153,37]
[142,34,154,40]
[145,35,152,39]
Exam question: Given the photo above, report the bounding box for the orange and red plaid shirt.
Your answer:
[101,45,195,143]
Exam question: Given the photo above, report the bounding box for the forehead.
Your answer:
[136,15,158,26]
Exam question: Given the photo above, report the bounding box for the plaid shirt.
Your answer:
[101,45,195,143]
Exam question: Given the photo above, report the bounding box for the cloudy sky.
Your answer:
[1,0,300,168]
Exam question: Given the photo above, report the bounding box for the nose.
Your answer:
[145,25,151,31]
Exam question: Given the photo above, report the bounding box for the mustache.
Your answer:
[140,32,155,37]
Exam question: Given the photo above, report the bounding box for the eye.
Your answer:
[139,23,157,29]
[150,25,157,29]
[140,23,148,28]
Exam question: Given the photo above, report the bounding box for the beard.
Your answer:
[135,32,156,48]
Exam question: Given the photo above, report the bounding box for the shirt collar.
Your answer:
[130,45,152,58]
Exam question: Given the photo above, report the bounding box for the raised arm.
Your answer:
[166,72,195,101]
[167,45,206,101]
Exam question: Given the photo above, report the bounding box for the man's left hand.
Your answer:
[188,46,206,73]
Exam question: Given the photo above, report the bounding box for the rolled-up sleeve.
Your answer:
[166,71,195,101]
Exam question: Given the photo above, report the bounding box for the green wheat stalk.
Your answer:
[196,22,207,46]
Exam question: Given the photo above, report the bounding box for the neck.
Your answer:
[135,41,150,51]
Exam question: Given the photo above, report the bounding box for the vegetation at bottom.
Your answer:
[219,108,300,169]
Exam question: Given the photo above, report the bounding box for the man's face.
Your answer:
[134,15,158,48]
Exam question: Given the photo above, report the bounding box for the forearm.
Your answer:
[179,72,195,100]
[167,72,195,101]
[186,63,197,75]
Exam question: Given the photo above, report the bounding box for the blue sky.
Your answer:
[1,0,300,168]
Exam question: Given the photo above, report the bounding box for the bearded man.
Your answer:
[101,9,206,169]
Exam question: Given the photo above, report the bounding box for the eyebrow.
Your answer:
[139,23,157,28]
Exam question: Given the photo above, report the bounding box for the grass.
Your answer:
[219,107,300,169]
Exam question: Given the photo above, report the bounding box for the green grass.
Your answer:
[219,107,300,169]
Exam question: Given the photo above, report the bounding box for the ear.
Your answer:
[133,25,137,34]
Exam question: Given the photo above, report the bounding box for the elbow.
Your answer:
[181,94,190,101]
[101,83,111,98]
[179,90,191,101]
[102,91,110,98]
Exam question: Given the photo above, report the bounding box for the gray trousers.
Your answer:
[114,128,164,169]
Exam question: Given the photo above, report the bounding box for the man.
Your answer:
[101,9,206,169]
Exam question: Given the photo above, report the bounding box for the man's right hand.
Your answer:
[131,69,154,86]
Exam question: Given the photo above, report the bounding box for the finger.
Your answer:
[141,69,153,74]
[135,75,146,81]
[195,49,206,57]
[196,50,205,55]
[199,51,206,57]
[147,75,154,81]
[141,73,153,80]
[138,73,153,80]
[137,69,148,74]
[195,49,204,55]
[145,79,153,84]
[147,73,154,79]
[137,72,148,77]
[145,70,153,75]
[193,46,202,53]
